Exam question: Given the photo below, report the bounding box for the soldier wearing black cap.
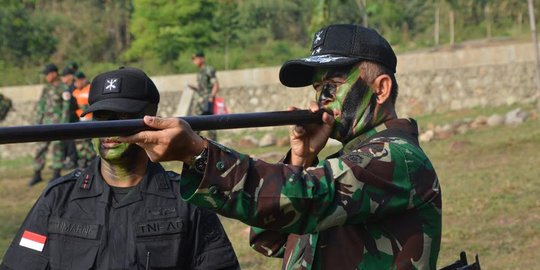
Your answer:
[29,63,71,186]
[121,24,442,270]
[1,67,240,270]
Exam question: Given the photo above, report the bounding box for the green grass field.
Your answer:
[1,104,539,269]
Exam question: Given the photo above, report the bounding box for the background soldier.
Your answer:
[29,63,71,186]
[60,66,79,169]
[1,67,240,270]
[122,24,442,270]
[71,71,96,168]
[188,50,219,141]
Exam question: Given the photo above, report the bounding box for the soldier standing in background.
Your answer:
[60,66,79,169]
[71,71,96,168]
[29,64,71,186]
[188,50,219,141]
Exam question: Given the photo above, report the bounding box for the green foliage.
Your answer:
[0,2,56,65]
[125,0,216,63]
[1,0,540,85]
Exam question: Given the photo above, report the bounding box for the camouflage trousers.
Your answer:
[33,140,64,171]
[190,96,217,141]
[76,138,96,169]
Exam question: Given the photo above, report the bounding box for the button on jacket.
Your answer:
[0,160,239,270]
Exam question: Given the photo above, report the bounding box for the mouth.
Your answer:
[320,106,340,118]
[101,137,121,148]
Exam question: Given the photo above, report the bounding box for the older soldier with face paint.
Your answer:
[0,67,240,270]
[121,24,442,270]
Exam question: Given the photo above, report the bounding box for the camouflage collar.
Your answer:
[342,122,387,154]
[341,118,419,154]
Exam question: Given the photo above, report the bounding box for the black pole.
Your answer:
[0,110,323,144]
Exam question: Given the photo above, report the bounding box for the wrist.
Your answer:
[187,147,208,174]
[291,154,315,168]
[184,138,209,174]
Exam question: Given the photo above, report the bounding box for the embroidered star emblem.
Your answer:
[315,31,323,43]
[105,79,117,91]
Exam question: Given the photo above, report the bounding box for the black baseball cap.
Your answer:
[80,67,160,117]
[41,63,58,75]
[279,24,397,87]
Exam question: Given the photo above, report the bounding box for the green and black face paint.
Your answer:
[315,65,392,143]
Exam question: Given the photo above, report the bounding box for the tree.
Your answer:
[125,0,216,63]
[0,2,56,65]
[213,0,240,70]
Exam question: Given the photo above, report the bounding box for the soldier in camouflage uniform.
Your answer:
[123,24,442,270]
[189,50,219,141]
[60,66,79,169]
[29,64,71,186]
[71,71,96,168]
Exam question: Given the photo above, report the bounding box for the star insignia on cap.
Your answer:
[105,79,117,91]
[103,78,121,93]
[315,31,323,42]
[312,47,322,55]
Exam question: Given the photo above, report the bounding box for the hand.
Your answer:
[118,116,206,163]
[187,84,200,91]
[289,103,334,168]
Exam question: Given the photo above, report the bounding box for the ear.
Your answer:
[372,74,392,105]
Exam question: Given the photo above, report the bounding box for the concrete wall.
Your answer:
[1,41,539,158]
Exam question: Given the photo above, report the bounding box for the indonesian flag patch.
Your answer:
[19,230,46,252]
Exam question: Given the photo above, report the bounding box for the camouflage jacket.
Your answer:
[35,80,70,125]
[180,118,442,270]
[196,65,217,100]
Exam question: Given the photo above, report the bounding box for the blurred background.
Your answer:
[1,1,540,269]
[1,0,539,85]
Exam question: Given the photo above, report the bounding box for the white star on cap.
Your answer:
[105,79,117,91]
[315,31,323,42]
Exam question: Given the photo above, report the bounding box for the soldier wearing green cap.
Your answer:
[29,63,71,186]
[188,50,219,141]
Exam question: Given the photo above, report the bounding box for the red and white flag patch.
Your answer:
[19,230,46,252]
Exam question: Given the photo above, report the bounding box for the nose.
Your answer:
[318,83,336,105]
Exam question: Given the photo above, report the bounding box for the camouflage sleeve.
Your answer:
[248,151,314,258]
[35,90,46,124]
[206,66,217,84]
[249,226,286,258]
[180,139,439,235]
[60,85,71,123]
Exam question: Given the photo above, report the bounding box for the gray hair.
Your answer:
[358,61,398,104]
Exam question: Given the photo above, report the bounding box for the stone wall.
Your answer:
[1,41,539,158]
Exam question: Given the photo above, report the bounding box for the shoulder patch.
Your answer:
[44,169,82,195]
[343,151,373,168]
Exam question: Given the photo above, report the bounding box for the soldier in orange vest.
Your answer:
[72,71,92,121]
